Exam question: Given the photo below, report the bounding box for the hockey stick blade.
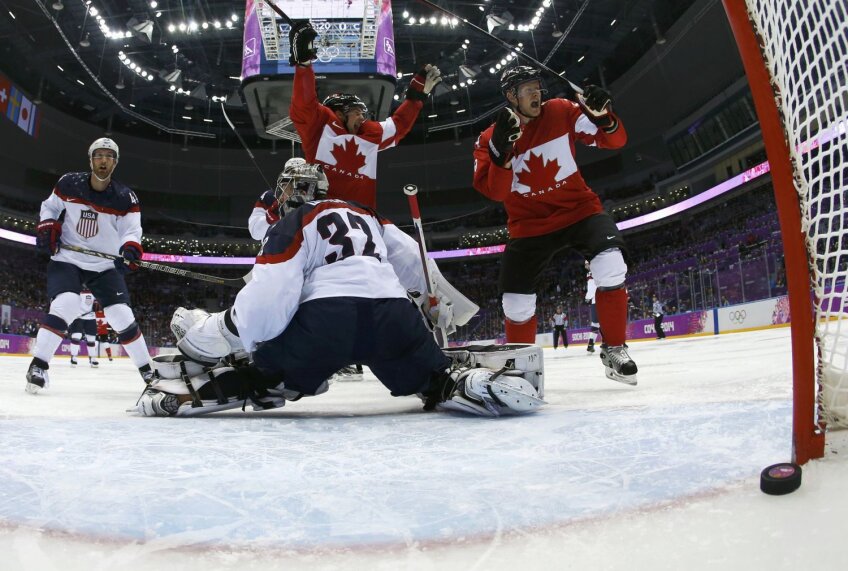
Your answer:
[60,244,250,288]
[263,1,294,25]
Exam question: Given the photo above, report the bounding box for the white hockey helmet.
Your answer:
[89,137,119,161]
[283,157,307,173]
[275,163,327,214]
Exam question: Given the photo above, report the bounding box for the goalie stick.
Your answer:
[60,244,251,288]
[404,184,448,348]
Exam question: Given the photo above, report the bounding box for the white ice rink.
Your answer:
[1,327,846,571]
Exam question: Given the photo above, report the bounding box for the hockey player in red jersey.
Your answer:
[472,66,637,385]
[287,20,441,208]
[94,301,113,362]
[26,138,155,393]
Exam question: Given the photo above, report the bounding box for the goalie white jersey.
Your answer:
[233,199,429,352]
[40,172,143,272]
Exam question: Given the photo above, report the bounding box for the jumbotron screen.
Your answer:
[241,0,396,79]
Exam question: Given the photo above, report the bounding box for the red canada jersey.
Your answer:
[473,98,627,238]
[95,309,109,336]
[290,65,423,208]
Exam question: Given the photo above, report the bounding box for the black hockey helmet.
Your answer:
[500,65,543,95]
[322,93,369,115]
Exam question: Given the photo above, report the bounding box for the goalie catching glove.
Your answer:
[170,307,245,366]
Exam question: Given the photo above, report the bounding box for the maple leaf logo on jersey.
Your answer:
[516,152,562,192]
[330,138,367,175]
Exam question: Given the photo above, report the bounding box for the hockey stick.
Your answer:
[412,0,584,96]
[60,244,250,288]
[263,1,294,25]
[404,184,448,348]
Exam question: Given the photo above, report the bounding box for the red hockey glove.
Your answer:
[406,65,442,101]
[116,241,143,273]
[260,191,282,224]
[36,219,62,254]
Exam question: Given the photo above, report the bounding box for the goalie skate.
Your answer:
[438,367,546,417]
[443,343,545,397]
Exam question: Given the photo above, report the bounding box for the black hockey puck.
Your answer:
[759,462,802,495]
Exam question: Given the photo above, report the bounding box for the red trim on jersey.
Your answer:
[119,329,142,345]
[53,188,141,216]
[255,201,376,265]
[40,324,65,338]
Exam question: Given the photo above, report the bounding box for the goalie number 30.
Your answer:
[317,211,382,264]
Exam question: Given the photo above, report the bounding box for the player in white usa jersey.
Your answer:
[26,138,155,394]
[67,289,98,367]
[135,164,545,418]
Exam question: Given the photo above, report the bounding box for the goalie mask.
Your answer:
[275,163,328,214]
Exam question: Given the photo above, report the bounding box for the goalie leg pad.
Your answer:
[443,343,545,398]
[176,308,244,366]
[437,367,545,416]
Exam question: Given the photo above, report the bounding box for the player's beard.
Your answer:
[91,162,115,182]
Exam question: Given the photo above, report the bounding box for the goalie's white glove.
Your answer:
[410,290,455,335]
[171,307,244,366]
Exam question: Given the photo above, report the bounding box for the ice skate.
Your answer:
[25,358,50,394]
[587,340,595,353]
[70,355,78,366]
[89,356,99,368]
[600,344,637,385]
[331,365,364,382]
[139,364,160,385]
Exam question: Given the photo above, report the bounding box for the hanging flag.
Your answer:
[6,85,22,124]
[0,74,10,117]
[17,92,33,134]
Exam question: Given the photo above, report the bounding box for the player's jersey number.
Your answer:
[317,211,382,264]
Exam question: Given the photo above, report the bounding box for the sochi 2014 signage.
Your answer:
[241,0,396,80]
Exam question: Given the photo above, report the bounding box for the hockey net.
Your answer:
[724,0,848,462]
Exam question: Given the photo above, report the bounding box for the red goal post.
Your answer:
[722,0,848,464]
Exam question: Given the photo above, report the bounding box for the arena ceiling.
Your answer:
[0,0,694,147]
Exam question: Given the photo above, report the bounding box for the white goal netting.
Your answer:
[744,0,848,427]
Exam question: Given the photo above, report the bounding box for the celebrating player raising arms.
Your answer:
[473,66,638,385]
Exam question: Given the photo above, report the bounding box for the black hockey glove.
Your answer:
[577,85,619,133]
[488,108,521,168]
[36,219,62,254]
[289,20,318,67]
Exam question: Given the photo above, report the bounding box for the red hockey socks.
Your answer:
[505,316,537,343]
[595,288,628,346]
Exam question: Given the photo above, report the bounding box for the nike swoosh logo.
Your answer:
[606,235,615,239]
[116,292,124,296]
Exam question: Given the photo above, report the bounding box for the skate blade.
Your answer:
[604,367,637,386]
[25,382,43,394]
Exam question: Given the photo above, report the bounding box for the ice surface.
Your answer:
[1,328,846,570]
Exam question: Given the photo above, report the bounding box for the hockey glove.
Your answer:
[176,309,244,366]
[488,108,521,168]
[577,85,619,133]
[406,64,442,101]
[115,241,143,273]
[289,20,318,67]
[36,219,62,254]
[409,290,455,335]
[259,191,282,224]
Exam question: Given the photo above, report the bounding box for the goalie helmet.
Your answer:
[283,157,307,173]
[500,66,543,95]
[322,93,368,116]
[88,137,119,161]
[275,163,328,214]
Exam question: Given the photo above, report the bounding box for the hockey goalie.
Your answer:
[136,164,546,418]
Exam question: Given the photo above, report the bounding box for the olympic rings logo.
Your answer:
[728,310,747,324]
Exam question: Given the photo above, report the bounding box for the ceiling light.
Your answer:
[393,94,399,100]
[181,115,191,120]
[402,10,409,18]
[428,114,438,118]
[51,1,63,11]
[150,1,157,8]
[231,14,239,21]
[429,16,437,25]
[408,16,415,25]
[79,33,91,48]
[225,20,233,28]
[213,20,221,28]
[203,118,213,123]
[89,7,98,16]
[418,17,425,24]
[610,19,617,26]
[577,55,585,62]
[57,65,64,72]
[168,23,176,32]
[8,10,15,19]
[76,79,85,86]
